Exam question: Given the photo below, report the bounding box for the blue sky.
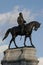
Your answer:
[0,0,43,65]
[0,0,43,13]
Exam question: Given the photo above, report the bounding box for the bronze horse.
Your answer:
[2,21,40,48]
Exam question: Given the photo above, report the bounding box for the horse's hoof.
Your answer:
[8,46,10,49]
[16,46,18,48]
[24,45,27,47]
[32,45,35,48]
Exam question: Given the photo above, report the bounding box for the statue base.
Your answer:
[1,46,39,65]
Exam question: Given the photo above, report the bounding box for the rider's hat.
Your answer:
[19,12,23,16]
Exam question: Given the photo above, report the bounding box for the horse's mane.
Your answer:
[26,21,39,26]
[11,21,39,29]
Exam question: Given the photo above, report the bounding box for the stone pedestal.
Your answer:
[1,46,39,65]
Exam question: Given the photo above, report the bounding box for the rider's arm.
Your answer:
[23,20,26,23]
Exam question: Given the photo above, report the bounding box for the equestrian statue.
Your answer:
[2,12,41,48]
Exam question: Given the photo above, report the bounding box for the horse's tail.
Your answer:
[2,29,11,41]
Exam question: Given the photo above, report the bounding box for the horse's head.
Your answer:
[34,21,41,31]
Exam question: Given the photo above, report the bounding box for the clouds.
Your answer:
[0,5,37,45]
[1,6,43,38]
[0,45,8,53]
[38,57,43,65]
[0,45,8,65]
[0,5,43,65]
[0,6,36,65]
[0,6,37,41]
[1,5,43,38]
[0,6,35,26]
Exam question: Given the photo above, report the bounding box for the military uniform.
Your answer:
[17,13,26,33]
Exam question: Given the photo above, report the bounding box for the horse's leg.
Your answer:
[13,38,18,48]
[8,38,13,49]
[29,35,35,47]
[24,36,27,47]
[12,35,18,48]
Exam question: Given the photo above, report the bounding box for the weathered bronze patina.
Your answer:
[2,21,40,48]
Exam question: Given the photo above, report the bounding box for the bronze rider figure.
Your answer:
[17,12,26,33]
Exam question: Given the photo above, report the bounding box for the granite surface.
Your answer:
[1,46,39,65]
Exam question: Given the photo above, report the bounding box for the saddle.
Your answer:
[18,24,25,33]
